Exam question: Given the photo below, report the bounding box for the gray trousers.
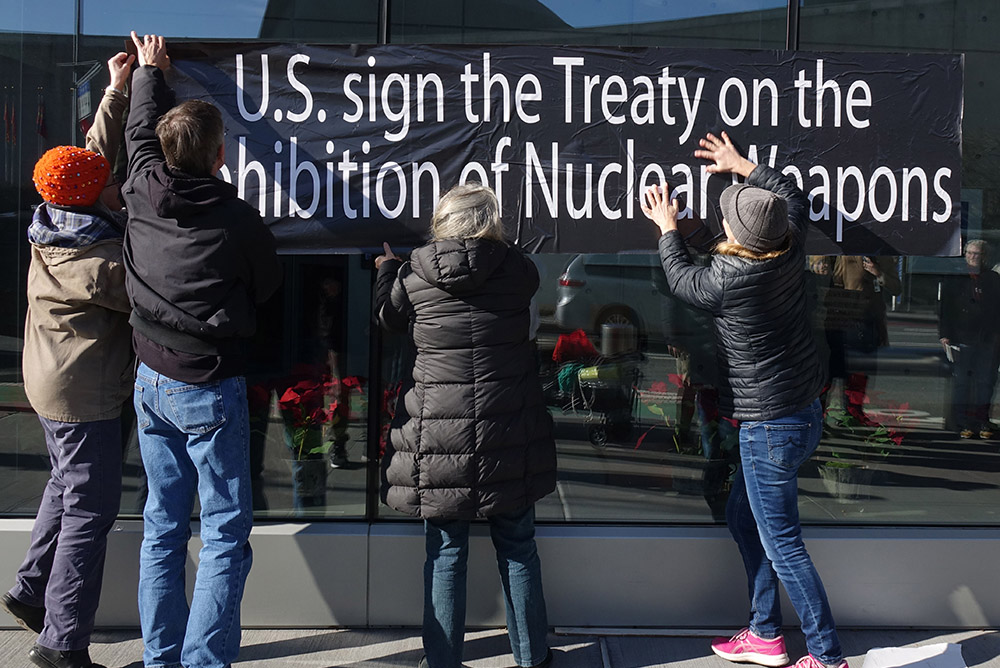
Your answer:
[9,416,122,650]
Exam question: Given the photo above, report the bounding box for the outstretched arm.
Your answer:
[374,243,410,333]
[124,32,173,183]
[699,132,810,237]
[86,52,134,178]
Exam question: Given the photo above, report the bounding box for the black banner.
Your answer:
[168,44,963,256]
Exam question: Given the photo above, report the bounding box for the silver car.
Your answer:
[554,253,673,340]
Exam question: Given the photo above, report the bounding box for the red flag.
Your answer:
[3,94,9,143]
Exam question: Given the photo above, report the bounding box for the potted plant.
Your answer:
[276,368,364,513]
[819,400,908,503]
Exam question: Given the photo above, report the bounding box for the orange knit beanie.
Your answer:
[33,146,110,207]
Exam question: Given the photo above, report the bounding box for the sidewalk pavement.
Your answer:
[0,627,997,667]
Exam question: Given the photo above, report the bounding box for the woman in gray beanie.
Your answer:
[642,132,847,668]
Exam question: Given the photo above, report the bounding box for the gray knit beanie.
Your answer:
[720,184,789,253]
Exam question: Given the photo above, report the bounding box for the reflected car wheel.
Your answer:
[588,424,608,448]
[596,307,642,339]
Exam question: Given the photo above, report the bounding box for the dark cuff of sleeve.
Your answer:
[377,258,403,281]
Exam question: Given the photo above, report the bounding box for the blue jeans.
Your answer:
[134,363,253,668]
[423,506,549,668]
[726,399,843,665]
[11,417,122,651]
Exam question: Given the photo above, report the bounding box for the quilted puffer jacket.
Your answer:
[657,164,826,421]
[376,238,557,520]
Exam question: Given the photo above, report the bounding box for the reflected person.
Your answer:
[642,132,847,668]
[375,184,556,668]
[939,239,1000,439]
[823,255,900,424]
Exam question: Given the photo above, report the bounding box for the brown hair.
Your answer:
[155,100,224,177]
[715,235,792,261]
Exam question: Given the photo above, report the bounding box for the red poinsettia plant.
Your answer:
[378,380,403,459]
[277,364,365,460]
[826,396,910,468]
[635,377,738,453]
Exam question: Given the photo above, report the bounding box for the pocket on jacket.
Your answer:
[134,385,151,431]
[763,422,811,470]
[164,382,227,435]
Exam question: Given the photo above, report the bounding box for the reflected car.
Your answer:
[554,253,671,339]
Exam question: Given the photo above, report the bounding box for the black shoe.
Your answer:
[1,592,45,634]
[329,439,349,469]
[28,644,104,668]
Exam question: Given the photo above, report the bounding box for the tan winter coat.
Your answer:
[23,240,134,422]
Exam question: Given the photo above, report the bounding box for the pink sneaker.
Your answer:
[711,628,789,667]
[792,654,848,668]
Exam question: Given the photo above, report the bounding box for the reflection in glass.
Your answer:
[0,0,75,35]
[81,0,268,38]
[389,0,785,47]
[246,258,369,519]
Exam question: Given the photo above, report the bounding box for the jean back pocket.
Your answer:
[764,422,813,470]
[165,382,227,435]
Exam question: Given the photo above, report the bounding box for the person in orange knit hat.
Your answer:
[33,145,110,206]
[0,144,133,668]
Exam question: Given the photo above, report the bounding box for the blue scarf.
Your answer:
[28,203,124,248]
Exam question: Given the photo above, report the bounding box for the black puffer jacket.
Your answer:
[657,165,825,421]
[376,238,557,520]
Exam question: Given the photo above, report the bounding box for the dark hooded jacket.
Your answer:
[657,164,826,421]
[375,238,557,520]
[123,66,281,382]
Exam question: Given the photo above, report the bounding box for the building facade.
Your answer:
[0,0,998,629]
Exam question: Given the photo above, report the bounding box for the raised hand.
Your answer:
[130,31,170,70]
[375,242,401,269]
[640,183,679,236]
[694,131,756,178]
[107,52,135,92]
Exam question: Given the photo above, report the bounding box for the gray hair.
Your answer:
[430,183,504,242]
[966,238,988,254]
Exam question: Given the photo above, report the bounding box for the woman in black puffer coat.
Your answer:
[375,183,555,668]
[643,133,846,668]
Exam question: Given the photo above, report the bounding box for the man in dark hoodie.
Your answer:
[122,32,281,668]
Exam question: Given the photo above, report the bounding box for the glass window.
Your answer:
[791,0,1000,524]
[0,1,380,521]
[3,0,999,529]
[389,0,787,47]
[79,0,378,41]
[81,0,269,38]
[372,1,1000,527]
[0,0,75,35]
[1,27,77,515]
[242,256,372,519]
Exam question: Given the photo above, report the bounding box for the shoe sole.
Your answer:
[0,598,44,634]
[711,645,790,667]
